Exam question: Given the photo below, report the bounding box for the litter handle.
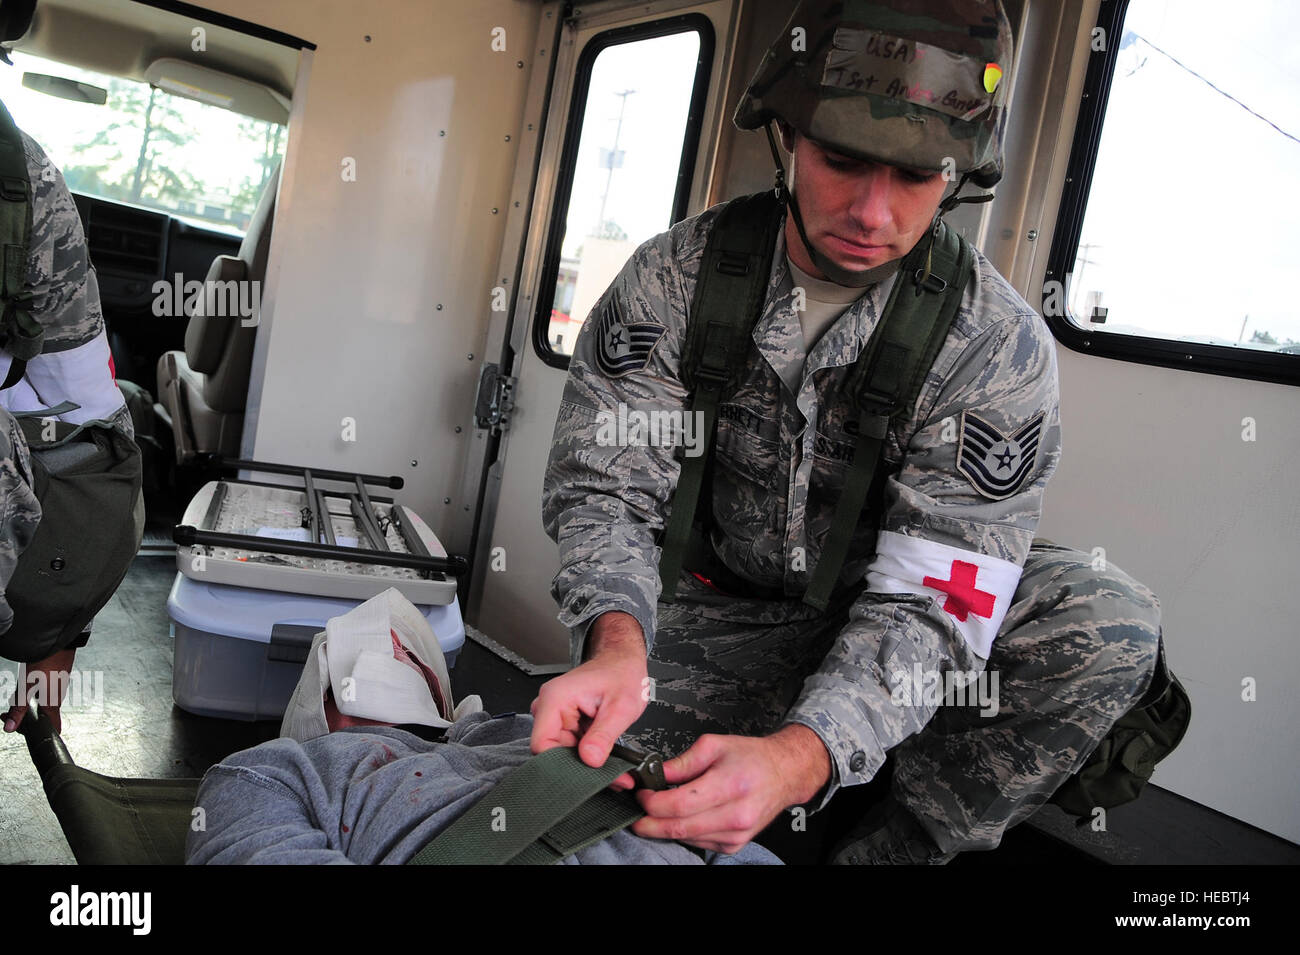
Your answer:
[173,525,468,576]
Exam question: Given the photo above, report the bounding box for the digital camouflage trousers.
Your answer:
[622,538,1163,855]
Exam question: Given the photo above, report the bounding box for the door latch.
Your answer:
[474,362,516,432]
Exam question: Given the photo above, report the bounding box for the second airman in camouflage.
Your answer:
[0,0,140,732]
[0,127,134,438]
[0,406,38,638]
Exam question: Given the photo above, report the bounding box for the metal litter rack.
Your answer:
[173,458,466,605]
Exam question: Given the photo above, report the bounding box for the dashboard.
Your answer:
[71,192,243,389]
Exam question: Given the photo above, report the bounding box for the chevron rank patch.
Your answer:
[594,296,666,378]
[956,409,1043,501]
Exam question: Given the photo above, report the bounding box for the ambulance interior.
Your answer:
[1,0,1296,865]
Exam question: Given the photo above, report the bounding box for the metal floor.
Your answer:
[3,552,1297,865]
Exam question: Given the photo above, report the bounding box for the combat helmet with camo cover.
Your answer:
[733,0,1014,285]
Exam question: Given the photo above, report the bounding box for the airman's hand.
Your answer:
[630,725,831,854]
[529,612,648,774]
[3,646,76,734]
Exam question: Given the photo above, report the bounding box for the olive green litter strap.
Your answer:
[407,746,643,865]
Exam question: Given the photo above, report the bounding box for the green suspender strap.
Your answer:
[658,191,784,602]
[802,221,974,611]
[407,746,646,865]
[0,97,39,389]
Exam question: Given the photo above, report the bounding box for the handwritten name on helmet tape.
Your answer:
[821,28,997,122]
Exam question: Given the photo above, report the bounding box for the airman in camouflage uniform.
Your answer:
[535,0,1162,863]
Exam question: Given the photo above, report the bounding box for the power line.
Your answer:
[1130,32,1300,146]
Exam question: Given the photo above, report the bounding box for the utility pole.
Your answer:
[595,88,635,237]
[1072,242,1101,317]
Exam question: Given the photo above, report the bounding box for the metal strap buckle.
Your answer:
[610,743,668,791]
[913,268,948,294]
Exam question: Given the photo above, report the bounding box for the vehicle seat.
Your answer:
[156,164,279,462]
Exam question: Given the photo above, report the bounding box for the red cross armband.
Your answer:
[863,531,1022,659]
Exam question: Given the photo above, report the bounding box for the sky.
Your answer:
[1073,0,1300,347]
[558,30,700,260]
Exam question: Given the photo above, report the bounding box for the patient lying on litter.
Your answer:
[185,588,780,865]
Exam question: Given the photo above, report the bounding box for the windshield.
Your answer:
[0,51,284,233]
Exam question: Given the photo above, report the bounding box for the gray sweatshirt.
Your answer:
[186,711,781,865]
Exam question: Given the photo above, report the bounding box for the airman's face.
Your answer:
[781,127,948,280]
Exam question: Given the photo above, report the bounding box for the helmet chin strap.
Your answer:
[785,182,902,288]
[764,124,993,290]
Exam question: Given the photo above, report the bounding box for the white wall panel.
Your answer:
[208,0,543,553]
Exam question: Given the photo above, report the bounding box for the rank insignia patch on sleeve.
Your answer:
[956,410,1043,500]
[593,296,667,378]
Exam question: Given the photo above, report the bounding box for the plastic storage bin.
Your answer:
[167,573,465,720]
